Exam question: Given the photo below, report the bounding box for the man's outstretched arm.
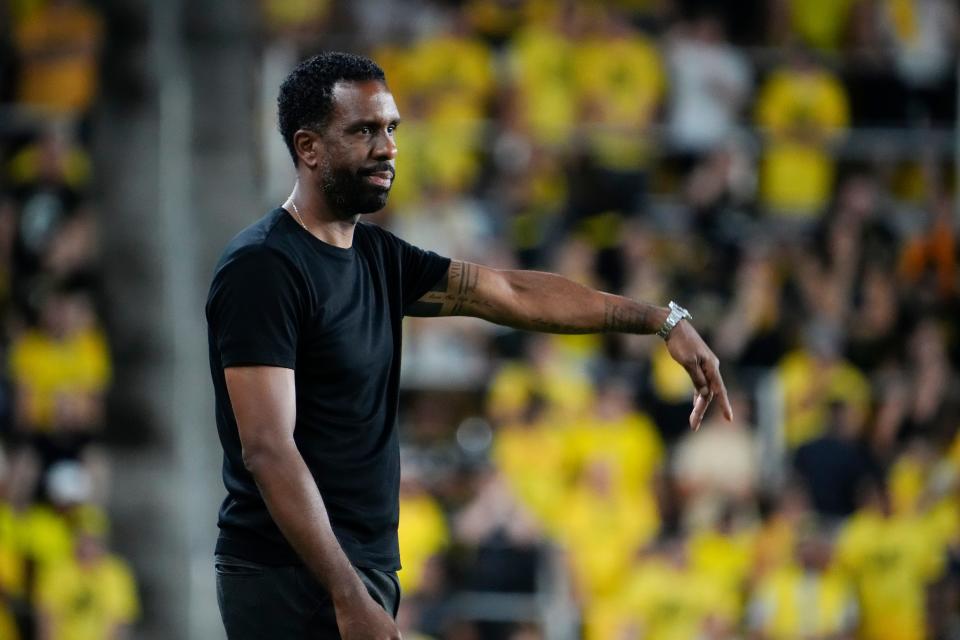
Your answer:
[407,261,732,429]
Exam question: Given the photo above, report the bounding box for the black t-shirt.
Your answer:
[206,208,450,570]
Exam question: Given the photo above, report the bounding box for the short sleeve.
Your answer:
[207,248,303,369]
[394,236,451,313]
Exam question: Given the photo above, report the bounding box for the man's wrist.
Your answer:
[656,301,693,339]
[329,570,368,606]
[647,306,671,335]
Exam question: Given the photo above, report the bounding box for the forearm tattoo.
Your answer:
[603,297,651,333]
[524,317,595,334]
[406,261,487,317]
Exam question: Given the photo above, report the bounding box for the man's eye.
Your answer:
[387,125,396,134]
[359,126,372,135]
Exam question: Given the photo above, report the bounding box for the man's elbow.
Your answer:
[241,438,297,476]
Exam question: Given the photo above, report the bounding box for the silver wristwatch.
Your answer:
[656,301,692,339]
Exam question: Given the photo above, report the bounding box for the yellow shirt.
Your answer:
[7,142,92,189]
[10,327,111,431]
[493,420,568,527]
[36,553,139,640]
[688,528,755,612]
[486,361,594,424]
[787,0,857,52]
[650,341,694,405]
[18,505,74,569]
[750,564,856,639]
[397,492,448,594]
[564,411,663,495]
[836,510,945,640]
[259,0,331,31]
[572,34,664,169]
[588,558,734,640]
[509,25,577,144]
[755,68,849,215]
[558,484,660,599]
[14,3,103,114]
[776,349,870,448]
[404,34,494,121]
[18,504,109,571]
[0,503,24,599]
[752,516,798,578]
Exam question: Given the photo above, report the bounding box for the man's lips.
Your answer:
[363,170,394,188]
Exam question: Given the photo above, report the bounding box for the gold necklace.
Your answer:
[289,200,309,232]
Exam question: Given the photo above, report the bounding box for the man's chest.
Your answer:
[296,260,399,386]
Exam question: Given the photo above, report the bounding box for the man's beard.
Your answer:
[319,162,393,217]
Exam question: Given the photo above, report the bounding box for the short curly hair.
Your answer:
[277,52,386,165]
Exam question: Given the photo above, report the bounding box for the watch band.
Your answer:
[656,301,692,339]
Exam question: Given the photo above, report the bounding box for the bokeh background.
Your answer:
[0,0,958,638]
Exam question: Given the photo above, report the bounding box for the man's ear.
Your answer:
[293,129,321,169]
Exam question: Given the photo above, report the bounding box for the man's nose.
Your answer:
[372,130,397,160]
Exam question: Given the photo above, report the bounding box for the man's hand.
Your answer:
[335,593,402,640]
[664,320,733,430]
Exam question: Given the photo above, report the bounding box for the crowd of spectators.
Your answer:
[0,1,139,639]
[2,0,957,639]
[259,0,960,639]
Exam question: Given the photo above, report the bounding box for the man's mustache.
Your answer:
[359,164,395,179]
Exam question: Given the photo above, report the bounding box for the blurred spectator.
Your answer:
[898,193,956,303]
[793,400,879,520]
[379,15,494,202]
[714,248,789,368]
[665,12,751,154]
[506,4,580,146]
[0,449,24,640]
[847,263,902,372]
[747,526,858,640]
[752,487,813,579]
[900,320,957,443]
[7,285,110,508]
[571,7,664,216]
[768,0,861,53]
[35,527,139,640]
[557,457,660,601]
[6,125,92,193]
[491,394,568,528]
[397,467,449,596]
[776,322,870,449]
[565,377,663,499]
[878,0,959,121]
[9,286,109,437]
[12,0,103,118]
[674,390,758,527]
[587,536,736,640]
[454,467,544,594]
[755,50,850,217]
[834,481,947,640]
[259,0,332,42]
[485,336,594,426]
[687,508,756,613]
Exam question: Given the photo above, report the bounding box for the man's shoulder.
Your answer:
[214,208,298,274]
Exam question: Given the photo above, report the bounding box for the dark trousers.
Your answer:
[215,554,400,639]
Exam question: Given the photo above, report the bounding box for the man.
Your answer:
[207,52,732,640]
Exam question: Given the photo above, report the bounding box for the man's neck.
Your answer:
[285,182,357,249]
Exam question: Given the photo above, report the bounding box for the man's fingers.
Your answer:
[684,357,710,398]
[689,390,713,431]
[684,355,711,430]
[703,358,734,422]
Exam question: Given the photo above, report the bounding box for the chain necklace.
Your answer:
[288,200,309,232]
